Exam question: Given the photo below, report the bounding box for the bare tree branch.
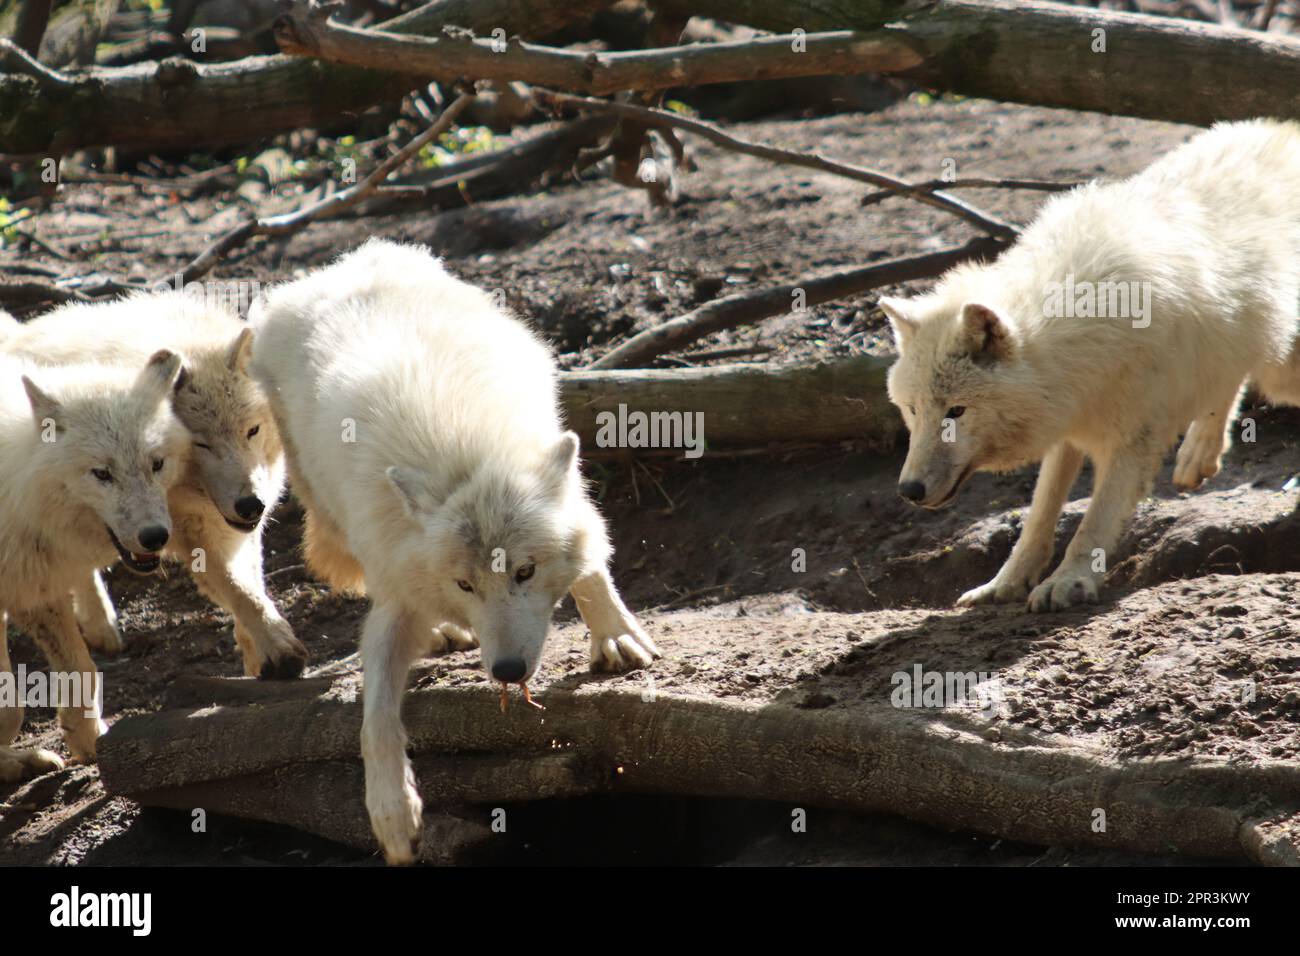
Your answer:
[0,277,143,310]
[587,237,1007,370]
[534,90,1020,241]
[0,37,74,87]
[176,92,475,285]
[273,1,923,96]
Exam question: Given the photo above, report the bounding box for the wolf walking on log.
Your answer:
[249,239,659,863]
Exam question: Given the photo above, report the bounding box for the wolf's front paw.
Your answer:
[956,554,1050,607]
[367,776,423,866]
[957,575,1032,607]
[248,620,308,680]
[589,616,660,673]
[1173,423,1226,491]
[62,716,108,764]
[0,745,65,783]
[1027,567,1099,612]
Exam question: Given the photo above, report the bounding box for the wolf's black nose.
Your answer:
[234,495,265,522]
[137,525,169,551]
[898,480,926,502]
[492,658,526,684]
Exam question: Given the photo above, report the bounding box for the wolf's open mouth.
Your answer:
[105,526,163,575]
[924,463,976,510]
[223,516,260,533]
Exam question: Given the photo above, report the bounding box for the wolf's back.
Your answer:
[3,291,241,368]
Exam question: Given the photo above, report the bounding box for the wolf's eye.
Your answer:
[91,468,113,483]
[194,441,211,451]
[152,458,165,473]
[457,580,474,593]
[945,406,966,419]
[515,564,535,583]
[908,405,916,416]
[247,425,260,440]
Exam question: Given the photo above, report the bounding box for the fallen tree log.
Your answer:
[663,0,1300,126]
[558,354,902,453]
[276,0,1300,128]
[0,0,614,155]
[5,0,1298,155]
[95,589,1300,864]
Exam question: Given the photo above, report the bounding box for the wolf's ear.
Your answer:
[387,465,438,517]
[960,303,1013,362]
[878,297,919,353]
[227,327,254,374]
[248,294,267,324]
[544,432,580,479]
[21,375,61,428]
[136,349,185,399]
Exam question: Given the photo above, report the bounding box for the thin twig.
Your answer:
[861,176,1078,207]
[680,344,774,362]
[176,92,475,285]
[11,228,71,260]
[534,89,1019,241]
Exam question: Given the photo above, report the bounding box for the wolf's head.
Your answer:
[24,350,189,574]
[175,327,283,531]
[386,432,597,684]
[882,294,1027,509]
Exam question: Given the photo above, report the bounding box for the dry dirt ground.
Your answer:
[2,95,1297,865]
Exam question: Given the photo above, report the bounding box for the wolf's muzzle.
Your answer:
[106,525,164,575]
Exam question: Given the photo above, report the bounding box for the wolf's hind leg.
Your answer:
[302,506,367,595]
[0,616,64,782]
[11,598,105,763]
[71,570,124,655]
[1173,383,1245,491]
[958,441,1084,607]
[361,603,427,865]
[429,622,478,653]
[1251,327,1300,408]
[571,568,660,672]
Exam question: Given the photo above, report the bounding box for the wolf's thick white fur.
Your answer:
[883,119,1300,612]
[0,351,186,780]
[249,239,659,863]
[4,293,305,678]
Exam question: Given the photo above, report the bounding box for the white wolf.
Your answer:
[249,239,660,863]
[3,293,305,678]
[0,350,187,781]
[881,119,1300,612]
